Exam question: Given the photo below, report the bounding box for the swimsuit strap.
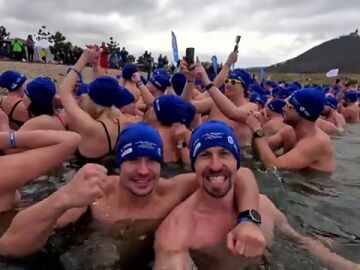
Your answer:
[97,120,113,153]
[54,112,66,129]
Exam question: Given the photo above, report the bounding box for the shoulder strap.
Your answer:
[98,120,112,153]
[54,112,66,129]
[9,100,23,119]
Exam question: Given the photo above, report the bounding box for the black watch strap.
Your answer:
[237,209,262,226]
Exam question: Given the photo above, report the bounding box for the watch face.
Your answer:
[249,210,261,223]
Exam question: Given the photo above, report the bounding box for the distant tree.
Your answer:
[107,37,120,53]
[35,25,52,41]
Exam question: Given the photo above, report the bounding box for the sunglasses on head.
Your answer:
[225,78,243,86]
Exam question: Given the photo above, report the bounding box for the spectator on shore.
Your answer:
[25,35,34,62]
[120,47,128,68]
[40,48,47,63]
[11,38,23,61]
[100,41,109,73]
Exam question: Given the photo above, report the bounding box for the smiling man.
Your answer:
[247,88,334,173]
[0,122,263,260]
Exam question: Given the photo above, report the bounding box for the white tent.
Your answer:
[34,39,55,63]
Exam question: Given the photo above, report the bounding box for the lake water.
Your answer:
[1,125,360,269]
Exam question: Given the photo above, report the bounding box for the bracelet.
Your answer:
[9,130,16,148]
[69,67,82,80]
[225,62,231,68]
[186,80,194,83]
[205,82,214,91]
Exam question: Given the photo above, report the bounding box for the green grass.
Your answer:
[259,73,360,85]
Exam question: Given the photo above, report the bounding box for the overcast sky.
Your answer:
[1,0,359,67]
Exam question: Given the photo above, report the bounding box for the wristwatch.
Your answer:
[253,129,265,138]
[237,209,262,226]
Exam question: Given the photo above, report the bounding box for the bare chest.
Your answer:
[189,212,237,249]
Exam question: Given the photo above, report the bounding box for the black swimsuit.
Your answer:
[0,98,29,128]
[75,119,120,168]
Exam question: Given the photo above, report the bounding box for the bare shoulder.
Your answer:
[156,173,197,199]
[237,167,255,180]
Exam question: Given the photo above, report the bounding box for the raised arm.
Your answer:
[198,64,249,122]
[59,47,99,131]
[213,51,238,88]
[131,72,154,108]
[0,164,107,257]
[0,130,80,192]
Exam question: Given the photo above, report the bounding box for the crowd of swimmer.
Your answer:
[0,46,358,269]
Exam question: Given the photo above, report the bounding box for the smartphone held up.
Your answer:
[234,35,241,52]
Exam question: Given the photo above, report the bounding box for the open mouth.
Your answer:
[205,174,229,188]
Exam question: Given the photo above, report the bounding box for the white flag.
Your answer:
[326,68,339,78]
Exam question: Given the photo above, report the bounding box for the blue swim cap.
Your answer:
[122,64,137,81]
[88,76,134,108]
[149,74,170,92]
[190,120,240,170]
[0,70,27,91]
[343,91,358,103]
[271,87,281,97]
[249,92,267,108]
[153,95,196,128]
[264,80,277,89]
[75,83,89,96]
[278,87,291,99]
[288,88,326,122]
[171,73,186,96]
[152,68,169,78]
[325,95,338,109]
[25,77,56,108]
[228,69,252,91]
[116,122,163,167]
[267,99,286,114]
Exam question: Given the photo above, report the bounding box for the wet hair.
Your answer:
[28,102,54,117]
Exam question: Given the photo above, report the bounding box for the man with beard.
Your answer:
[154,120,356,270]
[0,122,264,261]
[246,88,334,173]
[316,95,345,133]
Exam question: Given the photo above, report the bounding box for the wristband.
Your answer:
[225,63,231,68]
[9,130,16,148]
[205,82,214,91]
[69,67,82,80]
[187,80,194,83]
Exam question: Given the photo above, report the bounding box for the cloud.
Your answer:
[0,0,359,67]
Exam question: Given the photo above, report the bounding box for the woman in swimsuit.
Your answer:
[18,77,68,131]
[60,47,135,167]
[0,70,30,129]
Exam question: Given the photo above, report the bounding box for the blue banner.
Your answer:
[211,55,218,74]
[171,31,179,64]
[260,67,265,81]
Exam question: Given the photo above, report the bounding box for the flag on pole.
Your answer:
[211,55,218,74]
[326,68,339,78]
[260,67,265,81]
[171,31,179,64]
